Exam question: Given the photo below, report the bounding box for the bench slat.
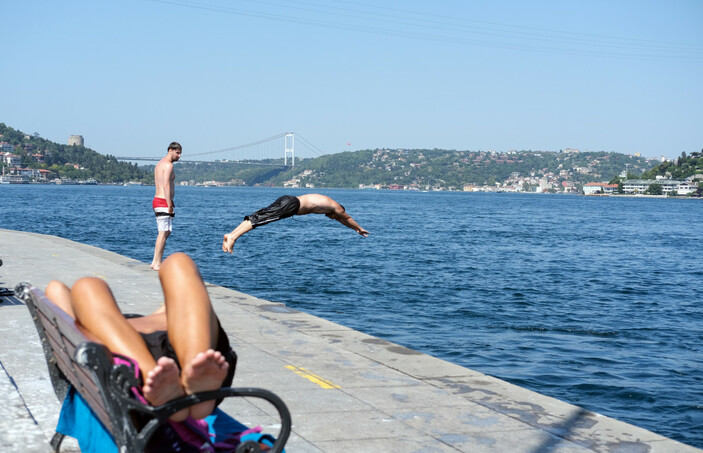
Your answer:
[24,288,116,431]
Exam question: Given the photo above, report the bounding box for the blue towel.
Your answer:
[57,387,250,453]
[56,387,116,453]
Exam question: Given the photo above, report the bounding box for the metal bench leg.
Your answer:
[50,432,65,452]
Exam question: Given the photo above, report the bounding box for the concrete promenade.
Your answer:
[0,228,699,452]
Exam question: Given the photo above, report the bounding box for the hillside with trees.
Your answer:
[167,148,659,192]
[267,148,656,190]
[3,122,677,191]
[641,150,703,180]
[162,160,288,186]
[0,123,148,183]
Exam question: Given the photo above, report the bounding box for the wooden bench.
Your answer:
[15,282,291,453]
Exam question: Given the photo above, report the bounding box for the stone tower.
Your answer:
[68,135,84,147]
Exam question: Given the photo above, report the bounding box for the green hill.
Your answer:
[268,148,657,189]
[0,123,148,183]
[167,148,659,191]
[4,122,679,190]
[641,151,703,180]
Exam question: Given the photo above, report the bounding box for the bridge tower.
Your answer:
[284,133,295,166]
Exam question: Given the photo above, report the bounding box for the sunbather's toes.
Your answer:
[143,357,188,421]
[182,349,229,419]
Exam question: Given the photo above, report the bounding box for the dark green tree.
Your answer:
[646,184,663,195]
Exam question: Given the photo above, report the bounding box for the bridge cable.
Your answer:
[294,134,326,157]
[186,132,290,158]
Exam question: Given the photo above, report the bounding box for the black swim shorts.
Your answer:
[245,195,300,228]
[140,321,237,393]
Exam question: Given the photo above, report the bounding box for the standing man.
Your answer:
[222,193,369,254]
[151,142,182,270]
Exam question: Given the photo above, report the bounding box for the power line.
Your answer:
[146,0,702,61]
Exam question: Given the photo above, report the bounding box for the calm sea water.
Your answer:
[2,185,702,447]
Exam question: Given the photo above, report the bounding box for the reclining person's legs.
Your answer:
[43,254,226,421]
[68,276,189,421]
[158,252,229,419]
[70,277,159,372]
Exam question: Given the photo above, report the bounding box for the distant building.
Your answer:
[583,182,617,195]
[38,169,53,180]
[16,168,41,179]
[622,179,696,195]
[4,153,21,166]
[538,178,551,192]
[68,135,84,147]
[562,181,578,193]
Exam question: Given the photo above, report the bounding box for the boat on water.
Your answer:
[0,175,29,184]
[0,167,28,184]
[52,177,79,185]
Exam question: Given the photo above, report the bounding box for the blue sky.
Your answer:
[3,0,701,161]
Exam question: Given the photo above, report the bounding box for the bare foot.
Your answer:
[222,234,236,254]
[182,349,229,419]
[150,262,160,271]
[143,357,188,421]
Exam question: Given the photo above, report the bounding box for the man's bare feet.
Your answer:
[143,357,188,421]
[150,262,160,271]
[182,349,229,419]
[222,234,236,254]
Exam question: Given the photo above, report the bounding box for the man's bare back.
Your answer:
[296,193,342,216]
[222,193,369,253]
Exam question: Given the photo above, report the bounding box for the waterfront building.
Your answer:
[622,178,696,195]
[15,168,41,179]
[38,169,53,180]
[583,182,618,195]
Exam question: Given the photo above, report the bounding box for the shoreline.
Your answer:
[3,182,702,199]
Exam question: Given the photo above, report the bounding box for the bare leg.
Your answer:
[46,280,168,333]
[222,220,253,253]
[151,230,170,270]
[69,277,188,421]
[45,280,75,318]
[159,253,228,418]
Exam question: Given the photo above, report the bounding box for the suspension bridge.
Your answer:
[115,132,324,166]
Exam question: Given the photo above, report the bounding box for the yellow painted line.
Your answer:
[285,365,340,389]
